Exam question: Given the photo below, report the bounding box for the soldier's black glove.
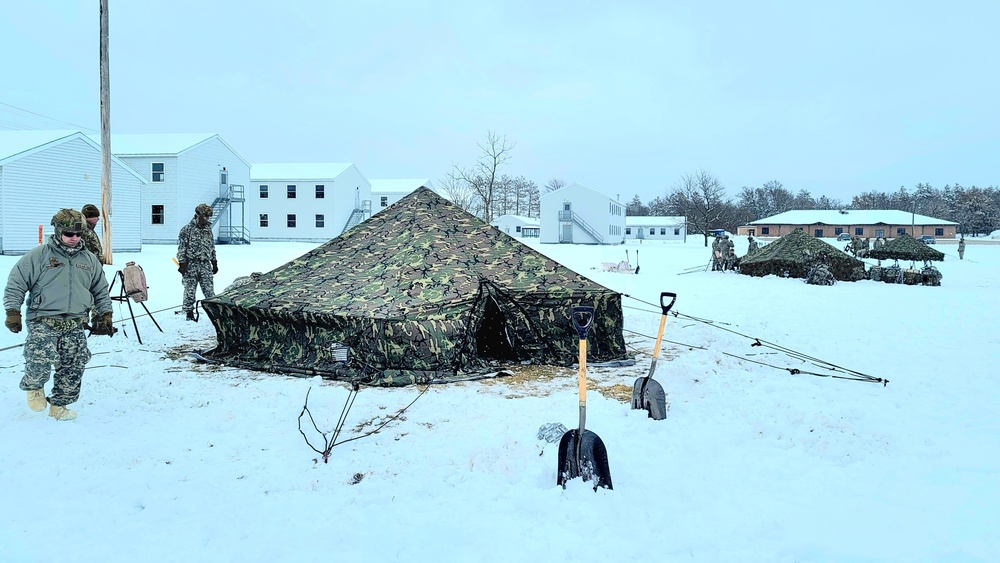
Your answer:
[212,260,218,275]
[178,262,188,275]
[89,312,115,337]
[5,309,22,333]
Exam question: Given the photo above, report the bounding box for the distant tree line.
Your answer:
[441,133,998,237]
[627,172,1000,243]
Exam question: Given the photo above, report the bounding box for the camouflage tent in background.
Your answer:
[200,188,627,386]
[868,233,945,263]
[739,229,866,281]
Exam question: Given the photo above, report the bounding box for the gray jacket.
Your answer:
[4,235,112,321]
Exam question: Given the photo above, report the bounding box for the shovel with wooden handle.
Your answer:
[631,291,676,420]
[557,306,613,490]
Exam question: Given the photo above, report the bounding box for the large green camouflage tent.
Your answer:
[200,188,627,386]
[868,233,945,262]
[739,228,866,280]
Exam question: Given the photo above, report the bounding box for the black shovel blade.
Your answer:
[557,429,613,490]
[631,377,667,420]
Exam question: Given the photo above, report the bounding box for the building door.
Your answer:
[875,229,885,237]
[814,229,824,237]
[560,224,573,243]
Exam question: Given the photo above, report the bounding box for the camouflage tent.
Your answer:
[739,229,866,280]
[867,233,945,262]
[200,188,627,386]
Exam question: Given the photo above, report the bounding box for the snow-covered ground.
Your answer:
[1,235,996,562]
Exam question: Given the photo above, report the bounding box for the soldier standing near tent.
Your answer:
[747,235,759,252]
[958,236,966,260]
[711,234,722,271]
[177,203,218,321]
[80,204,105,265]
[4,209,114,420]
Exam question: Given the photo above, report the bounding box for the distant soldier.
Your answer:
[874,236,886,251]
[177,204,218,321]
[723,235,735,270]
[80,204,104,265]
[747,235,759,252]
[711,234,723,271]
[958,236,966,260]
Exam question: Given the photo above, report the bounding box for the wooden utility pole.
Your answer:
[100,0,113,264]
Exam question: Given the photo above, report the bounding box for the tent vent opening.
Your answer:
[475,296,517,362]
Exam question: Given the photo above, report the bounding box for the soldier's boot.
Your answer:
[27,389,48,412]
[49,405,77,421]
[186,311,196,322]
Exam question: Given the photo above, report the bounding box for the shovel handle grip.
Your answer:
[571,306,594,339]
[660,292,677,315]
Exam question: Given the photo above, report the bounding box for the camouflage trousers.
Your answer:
[19,318,92,407]
[182,260,216,313]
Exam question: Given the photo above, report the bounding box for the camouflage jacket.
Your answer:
[83,227,104,264]
[4,235,112,321]
[177,218,217,264]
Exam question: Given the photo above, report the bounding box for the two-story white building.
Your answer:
[370,179,431,214]
[249,163,372,242]
[625,216,687,241]
[539,183,626,244]
[103,134,251,245]
[490,215,540,238]
[0,130,146,255]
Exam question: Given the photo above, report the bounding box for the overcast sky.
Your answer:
[2,1,997,204]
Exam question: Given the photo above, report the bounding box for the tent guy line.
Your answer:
[621,295,887,385]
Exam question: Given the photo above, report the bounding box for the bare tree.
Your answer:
[448,131,514,221]
[437,174,481,217]
[672,170,729,246]
[544,178,567,193]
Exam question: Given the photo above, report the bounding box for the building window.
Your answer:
[287,185,296,198]
[259,214,268,228]
[649,228,655,235]
[151,163,164,182]
[814,229,824,237]
[260,185,269,198]
[380,196,388,207]
[855,227,863,235]
[316,214,324,228]
[674,228,680,235]
[935,228,944,236]
[896,227,906,235]
[151,205,164,224]
[875,229,885,237]
[220,169,228,186]
[626,227,632,235]
[315,185,325,198]
[761,227,770,235]
[287,214,296,228]
[516,226,521,233]
[660,228,666,235]
[835,228,843,235]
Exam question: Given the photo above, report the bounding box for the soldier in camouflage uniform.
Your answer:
[4,209,114,421]
[80,203,105,264]
[177,203,218,321]
[711,234,722,271]
[958,236,966,260]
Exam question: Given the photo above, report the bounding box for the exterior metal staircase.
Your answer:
[558,209,605,244]
[211,184,250,244]
[342,200,372,233]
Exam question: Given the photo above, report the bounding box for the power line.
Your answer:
[0,100,97,133]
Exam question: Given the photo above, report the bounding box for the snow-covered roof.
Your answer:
[626,216,686,227]
[0,130,79,164]
[751,209,957,226]
[0,130,146,183]
[88,133,218,155]
[491,214,539,226]
[540,182,616,202]
[369,179,430,193]
[251,163,354,181]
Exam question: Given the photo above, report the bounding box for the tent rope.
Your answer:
[621,294,888,386]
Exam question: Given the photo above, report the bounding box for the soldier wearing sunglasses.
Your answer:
[3,208,114,421]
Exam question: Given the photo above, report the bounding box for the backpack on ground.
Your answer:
[122,261,149,302]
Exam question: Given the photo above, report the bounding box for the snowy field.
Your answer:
[1,235,997,562]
